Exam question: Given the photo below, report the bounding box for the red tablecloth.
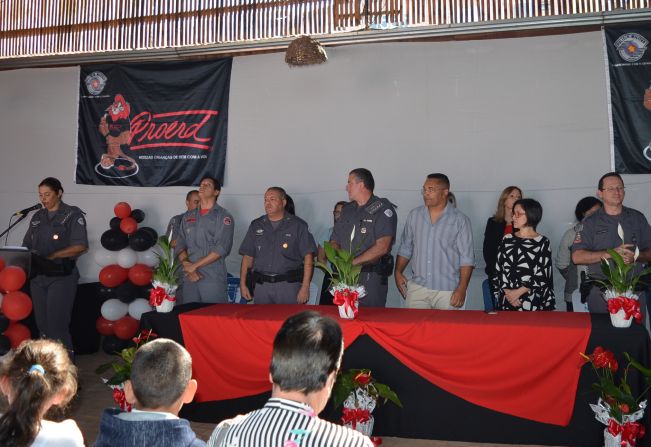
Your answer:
[179,305,590,426]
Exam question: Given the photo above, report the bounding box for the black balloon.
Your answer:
[0,315,9,333]
[102,335,131,355]
[140,227,159,242]
[116,282,138,303]
[109,217,121,230]
[0,335,10,356]
[100,229,129,251]
[129,228,157,251]
[98,285,117,301]
[131,209,145,223]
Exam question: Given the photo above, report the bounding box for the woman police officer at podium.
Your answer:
[22,177,88,353]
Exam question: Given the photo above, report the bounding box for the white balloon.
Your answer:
[101,299,128,321]
[94,248,118,267]
[117,248,138,269]
[137,249,159,268]
[128,298,153,320]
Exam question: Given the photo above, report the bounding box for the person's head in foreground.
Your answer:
[125,338,197,414]
[270,310,344,412]
[0,339,79,447]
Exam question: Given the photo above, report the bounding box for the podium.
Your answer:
[0,247,76,278]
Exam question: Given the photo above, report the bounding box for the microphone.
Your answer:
[14,204,43,217]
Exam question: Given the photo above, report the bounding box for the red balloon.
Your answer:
[96,316,115,336]
[0,266,27,293]
[114,202,132,219]
[99,265,129,288]
[0,257,5,272]
[2,291,32,321]
[4,322,30,348]
[119,217,138,235]
[113,316,139,340]
[128,264,153,286]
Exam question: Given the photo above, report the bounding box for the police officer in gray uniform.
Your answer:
[331,169,397,308]
[166,189,200,246]
[176,176,234,304]
[572,172,651,315]
[239,187,316,305]
[22,177,88,352]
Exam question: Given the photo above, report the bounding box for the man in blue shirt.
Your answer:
[395,173,474,309]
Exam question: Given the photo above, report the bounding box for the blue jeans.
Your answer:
[482,278,495,312]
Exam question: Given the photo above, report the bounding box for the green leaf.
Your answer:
[95,363,113,374]
[375,382,403,408]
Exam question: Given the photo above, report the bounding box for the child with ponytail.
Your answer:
[0,339,84,446]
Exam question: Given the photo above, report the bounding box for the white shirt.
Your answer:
[31,419,84,447]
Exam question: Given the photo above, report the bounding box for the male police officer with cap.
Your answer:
[176,176,234,304]
[331,168,397,307]
[572,172,651,315]
[239,187,316,304]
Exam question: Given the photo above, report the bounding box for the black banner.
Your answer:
[76,59,232,186]
[605,25,651,174]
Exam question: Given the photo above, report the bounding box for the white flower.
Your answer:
[618,223,625,245]
[635,246,640,262]
[350,226,356,244]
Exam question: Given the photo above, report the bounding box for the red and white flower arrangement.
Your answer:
[149,234,179,313]
[317,227,365,319]
[581,346,650,446]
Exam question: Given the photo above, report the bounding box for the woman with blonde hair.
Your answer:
[0,339,83,447]
[482,186,523,310]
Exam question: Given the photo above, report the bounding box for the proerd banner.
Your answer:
[605,25,651,174]
[76,59,232,186]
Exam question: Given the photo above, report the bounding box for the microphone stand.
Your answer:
[0,213,29,242]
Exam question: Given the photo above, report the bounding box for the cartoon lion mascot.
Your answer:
[98,94,137,171]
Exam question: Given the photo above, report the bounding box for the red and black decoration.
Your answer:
[605,24,651,174]
[77,59,232,186]
[95,202,158,353]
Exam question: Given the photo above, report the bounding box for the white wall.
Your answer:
[1,31,649,309]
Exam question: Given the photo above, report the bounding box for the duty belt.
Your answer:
[253,268,303,284]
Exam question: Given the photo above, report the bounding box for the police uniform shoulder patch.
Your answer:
[384,209,394,218]
[364,200,384,215]
[77,217,86,226]
[224,216,232,225]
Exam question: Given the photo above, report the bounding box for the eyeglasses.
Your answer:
[422,187,446,195]
[600,186,625,193]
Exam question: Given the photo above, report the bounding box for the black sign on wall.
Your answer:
[76,59,232,186]
[605,25,651,174]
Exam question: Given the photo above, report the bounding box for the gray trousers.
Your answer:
[181,278,228,304]
[587,286,647,324]
[30,270,79,351]
[359,271,388,307]
[253,281,301,304]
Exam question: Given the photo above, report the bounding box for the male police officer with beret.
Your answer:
[572,172,651,315]
[239,187,316,304]
[331,169,397,307]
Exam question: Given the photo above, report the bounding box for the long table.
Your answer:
[140,304,651,447]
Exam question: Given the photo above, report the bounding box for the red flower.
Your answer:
[354,371,372,386]
[591,346,618,372]
[619,403,630,414]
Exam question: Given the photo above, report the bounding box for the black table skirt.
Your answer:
[140,305,651,447]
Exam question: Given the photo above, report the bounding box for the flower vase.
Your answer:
[610,309,633,328]
[342,387,377,436]
[604,428,623,447]
[151,280,178,313]
[156,299,175,313]
[338,304,355,319]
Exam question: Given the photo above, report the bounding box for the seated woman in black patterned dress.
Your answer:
[493,198,555,311]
